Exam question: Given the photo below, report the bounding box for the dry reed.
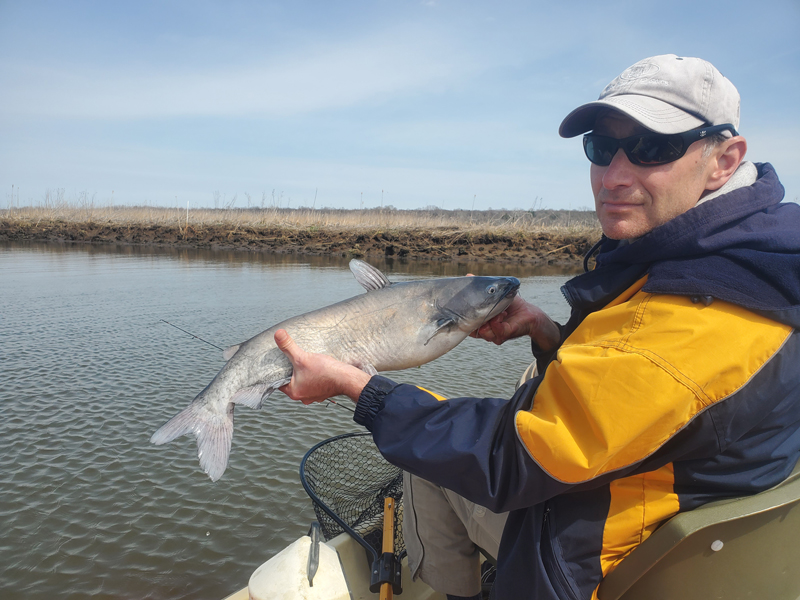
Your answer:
[2,195,600,236]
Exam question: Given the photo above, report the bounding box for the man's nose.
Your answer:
[601,148,635,189]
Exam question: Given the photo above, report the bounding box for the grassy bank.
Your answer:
[1,204,601,266]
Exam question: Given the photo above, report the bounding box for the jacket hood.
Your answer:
[567,163,800,327]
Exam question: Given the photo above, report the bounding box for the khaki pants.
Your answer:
[403,472,508,597]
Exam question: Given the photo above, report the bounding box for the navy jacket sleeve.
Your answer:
[354,375,575,513]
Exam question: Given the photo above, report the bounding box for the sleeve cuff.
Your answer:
[353,375,398,430]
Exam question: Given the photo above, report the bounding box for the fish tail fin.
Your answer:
[150,402,233,482]
[149,404,198,445]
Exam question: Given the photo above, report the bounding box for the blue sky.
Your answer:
[1,0,798,211]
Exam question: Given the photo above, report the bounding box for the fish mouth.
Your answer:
[502,278,521,300]
[497,277,520,303]
[479,277,521,327]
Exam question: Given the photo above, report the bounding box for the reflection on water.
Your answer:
[8,240,584,277]
[0,241,574,600]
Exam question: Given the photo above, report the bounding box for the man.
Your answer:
[276,55,800,599]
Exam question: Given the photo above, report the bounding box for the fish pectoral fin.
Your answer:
[223,344,241,361]
[424,317,457,346]
[349,259,392,292]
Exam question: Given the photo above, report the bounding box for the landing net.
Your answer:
[300,431,405,558]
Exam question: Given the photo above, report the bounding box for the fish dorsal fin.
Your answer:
[349,259,392,292]
[223,344,240,361]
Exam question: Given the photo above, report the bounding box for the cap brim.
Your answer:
[559,95,705,138]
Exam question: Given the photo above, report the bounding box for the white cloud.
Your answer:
[0,25,485,120]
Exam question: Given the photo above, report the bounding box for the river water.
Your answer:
[0,242,576,599]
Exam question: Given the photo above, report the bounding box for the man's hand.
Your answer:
[275,329,372,404]
[471,294,561,351]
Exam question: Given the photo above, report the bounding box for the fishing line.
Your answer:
[325,398,356,413]
[160,319,224,351]
[159,319,354,413]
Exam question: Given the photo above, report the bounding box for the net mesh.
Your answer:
[301,432,405,556]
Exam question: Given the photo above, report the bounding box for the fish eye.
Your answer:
[487,285,497,295]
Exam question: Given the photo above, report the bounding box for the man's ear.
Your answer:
[705,137,748,192]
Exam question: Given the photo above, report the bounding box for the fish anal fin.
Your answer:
[223,344,240,361]
[349,260,391,292]
[231,378,294,409]
[271,377,292,391]
[230,384,269,409]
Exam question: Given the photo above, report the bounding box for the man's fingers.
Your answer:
[490,318,506,335]
[274,329,296,356]
[275,330,296,394]
[472,323,496,342]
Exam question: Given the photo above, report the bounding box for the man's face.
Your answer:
[590,112,717,240]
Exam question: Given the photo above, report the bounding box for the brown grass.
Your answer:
[1,197,601,266]
[2,199,599,236]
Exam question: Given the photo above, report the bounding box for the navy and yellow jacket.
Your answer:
[354,163,800,600]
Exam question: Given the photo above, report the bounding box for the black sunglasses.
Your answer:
[583,124,738,167]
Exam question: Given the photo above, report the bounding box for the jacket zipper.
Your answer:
[560,284,575,308]
[541,504,581,600]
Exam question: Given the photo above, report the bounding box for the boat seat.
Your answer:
[597,460,800,600]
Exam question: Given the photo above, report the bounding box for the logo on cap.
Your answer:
[619,63,660,80]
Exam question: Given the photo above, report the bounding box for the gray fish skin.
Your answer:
[150,260,520,481]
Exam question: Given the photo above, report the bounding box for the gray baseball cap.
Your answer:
[559,54,740,138]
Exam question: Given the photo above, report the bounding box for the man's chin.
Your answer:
[600,217,649,241]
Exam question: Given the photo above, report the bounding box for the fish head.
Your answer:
[443,275,521,333]
[419,275,520,352]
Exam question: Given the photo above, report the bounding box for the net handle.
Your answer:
[380,497,396,600]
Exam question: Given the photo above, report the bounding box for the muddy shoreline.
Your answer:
[0,219,598,268]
